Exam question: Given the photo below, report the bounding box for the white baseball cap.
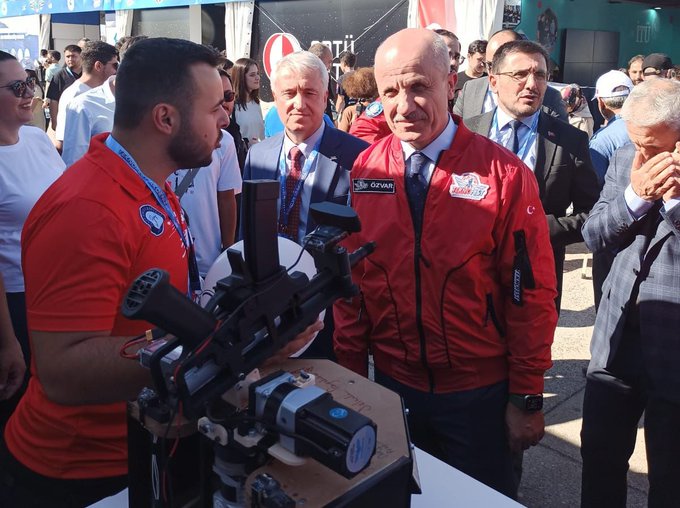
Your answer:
[593,70,634,100]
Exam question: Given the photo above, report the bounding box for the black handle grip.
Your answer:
[122,269,217,348]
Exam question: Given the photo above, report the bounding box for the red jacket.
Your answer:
[334,117,558,395]
[348,99,392,145]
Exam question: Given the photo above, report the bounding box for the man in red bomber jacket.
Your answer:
[333,29,558,499]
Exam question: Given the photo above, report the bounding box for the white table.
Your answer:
[90,447,522,508]
[411,447,523,507]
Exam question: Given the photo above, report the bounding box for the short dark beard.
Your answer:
[168,102,219,168]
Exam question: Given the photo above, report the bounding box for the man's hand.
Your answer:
[630,150,679,201]
[0,337,26,400]
[261,319,324,368]
[505,403,545,453]
[662,145,680,202]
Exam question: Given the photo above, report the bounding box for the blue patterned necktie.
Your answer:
[508,119,523,154]
[406,151,429,234]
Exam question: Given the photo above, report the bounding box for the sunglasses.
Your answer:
[223,90,235,103]
[0,76,37,98]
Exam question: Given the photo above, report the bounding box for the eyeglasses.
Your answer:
[223,90,235,103]
[451,53,465,65]
[495,69,548,84]
[0,76,37,98]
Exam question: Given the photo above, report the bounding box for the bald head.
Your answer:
[486,29,520,66]
[374,29,454,149]
[376,29,449,79]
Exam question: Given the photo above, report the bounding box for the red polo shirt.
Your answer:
[5,133,189,479]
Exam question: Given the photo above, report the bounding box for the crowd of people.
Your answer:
[0,23,678,508]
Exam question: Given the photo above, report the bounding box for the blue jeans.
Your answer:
[374,371,516,498]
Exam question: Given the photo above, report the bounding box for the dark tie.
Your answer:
[279,146,304,241]
[405,152,429,234]
[508,119,523,154]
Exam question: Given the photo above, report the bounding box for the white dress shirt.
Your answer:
[490,108,539,170]
[280,122,326,243]
[62,76,116,167]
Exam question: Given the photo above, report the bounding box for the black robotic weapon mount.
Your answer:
[121,180,378,506]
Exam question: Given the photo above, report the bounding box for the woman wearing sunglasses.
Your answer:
[0,52,65,428]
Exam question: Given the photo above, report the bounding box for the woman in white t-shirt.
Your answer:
[0,52,65,418]
[233,58,264,146]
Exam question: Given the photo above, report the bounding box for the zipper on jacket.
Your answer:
[485,294,506,337]
[408,180,435,393]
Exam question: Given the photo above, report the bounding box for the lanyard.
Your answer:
[104,135,201,295]
[277,137,322,226]
[492,112,539,162]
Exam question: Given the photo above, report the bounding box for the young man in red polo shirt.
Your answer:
[0,38,317,507]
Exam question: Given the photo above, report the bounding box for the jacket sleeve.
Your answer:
[544,86,569,122]
[452,80,467,117]
[495,159,558,394]
[546,129,600,247]
[582,147,639,253]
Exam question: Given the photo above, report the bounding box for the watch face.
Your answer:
[526,395,543,411]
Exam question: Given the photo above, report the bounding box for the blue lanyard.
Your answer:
[492,112,539,162]
[104,135,201,296]
[106,135,189,249]
[278,137,322,226]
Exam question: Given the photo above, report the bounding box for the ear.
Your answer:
[93,61,104,73]
[447,71,457,101]
[489,74,498,94]
[151,103,179,136]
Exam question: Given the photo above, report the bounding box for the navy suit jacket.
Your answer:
[583,144,680,404]
[466,109,599,308]
[242,125,369,237]
[453,76,568,122]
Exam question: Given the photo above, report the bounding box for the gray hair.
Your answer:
[601,95,627,111]
[621,78,680,130]
[271,50,329,94]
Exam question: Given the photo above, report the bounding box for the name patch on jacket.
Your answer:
[353,178,395,194]
[449,172,489,201]
[140,204,165,236]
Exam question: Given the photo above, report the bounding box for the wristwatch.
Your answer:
[509,393,543,412]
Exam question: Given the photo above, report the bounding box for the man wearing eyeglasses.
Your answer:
[454,29,567,122]
[432,28,463,74]
[54,41,118,153]
[466,39,599,311]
